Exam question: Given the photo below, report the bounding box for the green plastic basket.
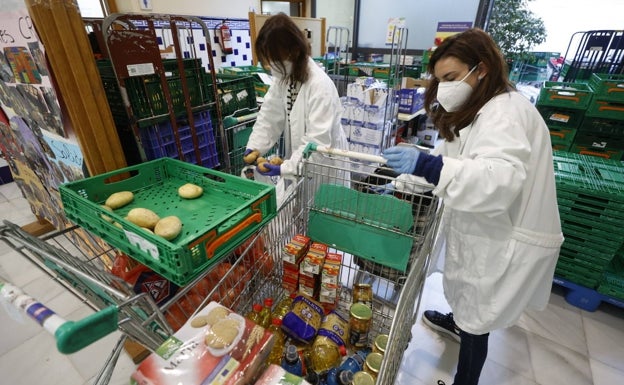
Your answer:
[307,184,415,272]
[59,158,277,286]
[538,105,585,129]
[538,81,593,110]
[585,98,624,121]
[588,73,624,103]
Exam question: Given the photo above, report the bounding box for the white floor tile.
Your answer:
[528,331,593,385]
[516,297,588,356]
[583,305,624,372]
[0,330,86,385]
[590,358,624,385]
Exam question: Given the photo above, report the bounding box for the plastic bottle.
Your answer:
[267,318,286,365]
[281,343,304,376]
[325,369,355,385]
[309,336,346,373]
[338,350,367,374]
[246,303,263,324]
[259,297,274,328]
[272,292,296,320]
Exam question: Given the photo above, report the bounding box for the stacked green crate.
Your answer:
[553,151,624,288]
[125,58,214,127]
[573,73,624,160]
[537,82,593,151]
[598,252,624,300]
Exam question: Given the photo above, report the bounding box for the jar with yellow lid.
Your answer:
[352,283,373,309]
[352,370,375,385]
[364,352,383,380]
[348,302,372,349]
[373,334,388,355]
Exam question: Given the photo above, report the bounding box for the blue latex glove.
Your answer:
[382,146,421,175]
[258,163,281,176]
[243,148,254,157]
[368,182,395,195]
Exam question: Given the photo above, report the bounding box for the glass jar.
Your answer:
[349,302,372,349]
[352,371,375,385]
[364,352,383,380]
[372,334,388,355]
[352,283,373,309]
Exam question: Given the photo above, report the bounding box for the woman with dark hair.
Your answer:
[243,13,348,180]
[383,28,563,385]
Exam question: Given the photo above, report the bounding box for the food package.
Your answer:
[281,295,324,343]
[254,364,312,385]
[131,302,275,385]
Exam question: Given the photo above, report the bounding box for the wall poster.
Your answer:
[0,7,85,230]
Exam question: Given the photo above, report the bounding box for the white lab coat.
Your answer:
[246,57,349,181]
[432,91,564,335]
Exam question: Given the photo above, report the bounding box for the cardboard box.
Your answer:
[300,252,325,277]
[131,302,274,385]
[282,234,311,265]
[399,88,425,114]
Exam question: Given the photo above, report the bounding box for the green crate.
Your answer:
[589,73,624,103]
[59,158,277,286]
[578,115,624,135]
[558,201,624,228]
[538,105,585,129]
[538,81,593,110]
[125,69,214,124]
[553,151,624,194]
[216,74,258,117]
[569,144,624,161]
[220,65,267,76]
[549,127,577,147]
[561,221,624,249]
[585,98,624,121]
[555,258,602,289]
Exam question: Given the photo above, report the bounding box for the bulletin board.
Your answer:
[248,12,326,64]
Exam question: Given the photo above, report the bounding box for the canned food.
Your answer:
[349,302,372,348]
[352,371,376,385]
[364,352,383,379]
[352,283,373,308]
[373,334,388,355]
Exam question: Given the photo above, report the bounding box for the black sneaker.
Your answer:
[422,310,461,342]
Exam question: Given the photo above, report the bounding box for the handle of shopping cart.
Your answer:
[303,142,430,162]
[222,109,258,128]
[1,281,119,354]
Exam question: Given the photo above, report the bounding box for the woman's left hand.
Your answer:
[258,163,281,176]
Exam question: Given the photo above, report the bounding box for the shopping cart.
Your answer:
[1,144,440,385]
[205,144,442,385]
[0,220,276,385]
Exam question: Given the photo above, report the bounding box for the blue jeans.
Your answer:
[453,330,489,385]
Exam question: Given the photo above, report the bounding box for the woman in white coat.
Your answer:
[243,13,348,185]
[383,28,563,385]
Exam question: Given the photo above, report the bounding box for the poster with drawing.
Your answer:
[0,7,85,229]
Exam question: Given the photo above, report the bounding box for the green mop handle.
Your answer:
[0,282,119,354]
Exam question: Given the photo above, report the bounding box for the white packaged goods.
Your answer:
[131,302,275,385]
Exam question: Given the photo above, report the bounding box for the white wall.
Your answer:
[114,0,261,18]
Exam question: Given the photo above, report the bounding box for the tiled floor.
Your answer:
[1,181,623,385]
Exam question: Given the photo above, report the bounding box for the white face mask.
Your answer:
[436,65,477,112]
[269,60,292,78]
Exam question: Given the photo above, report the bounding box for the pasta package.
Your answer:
[281,295,324,343]
[131,302,275,385]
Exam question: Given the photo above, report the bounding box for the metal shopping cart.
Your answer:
[207,144,442,385]
[1,144,440,385]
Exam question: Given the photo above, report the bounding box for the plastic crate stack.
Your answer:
[552,151,624,293]
[139,110,219,169]
[125,58,214,128]
[537,75,624,160]
[577,73,624,159]
[537,81,593,152]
